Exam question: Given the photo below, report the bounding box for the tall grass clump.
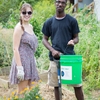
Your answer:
[0,26,13,67]
[75,8,100,90]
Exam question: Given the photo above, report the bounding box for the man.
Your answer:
[42,0,84,100]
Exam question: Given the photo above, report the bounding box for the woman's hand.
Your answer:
[16,66,24,81]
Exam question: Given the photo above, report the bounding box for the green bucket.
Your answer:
[60,55,82,84]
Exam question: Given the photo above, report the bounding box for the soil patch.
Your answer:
[0,76,76,100]
[0,76,100,100]
[39,83,76,100]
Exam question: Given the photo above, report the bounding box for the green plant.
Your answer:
[74,8,100,90]
[6,82,44,100]
[0,27,13,67]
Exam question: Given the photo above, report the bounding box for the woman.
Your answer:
[9,3,39,94]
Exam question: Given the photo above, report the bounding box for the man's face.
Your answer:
[55,0,67,13]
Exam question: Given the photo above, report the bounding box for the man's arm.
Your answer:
[42,35,54,52]
[68,33,79,45]
[73,33,79,44]
[42,35,62,58]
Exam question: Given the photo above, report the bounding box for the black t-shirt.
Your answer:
[42,14,80,61]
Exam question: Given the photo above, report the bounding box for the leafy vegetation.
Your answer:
[0,0,40,28]
[75,11,100,90]
[0,26,13,67]
[10,86,43,100]
[2,81,44,100]
[0,0,19,24]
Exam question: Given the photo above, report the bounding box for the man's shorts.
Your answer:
[47,61,82,87]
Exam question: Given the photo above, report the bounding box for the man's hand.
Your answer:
[16,66,24,81]
[67,40,74,45]
[52,49,62,59]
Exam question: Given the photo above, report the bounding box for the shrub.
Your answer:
[5,81,44,100]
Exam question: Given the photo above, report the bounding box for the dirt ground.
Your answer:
[0,75,100,100]
[0,75,76,100]
[39,83,76,100]
[0,83,76,100]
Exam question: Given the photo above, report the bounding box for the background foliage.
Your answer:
[0,0,100,91]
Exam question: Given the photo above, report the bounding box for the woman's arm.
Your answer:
[13,23,23,66]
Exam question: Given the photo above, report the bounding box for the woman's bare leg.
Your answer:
[17,80,29,94]
[28,80,38,89]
